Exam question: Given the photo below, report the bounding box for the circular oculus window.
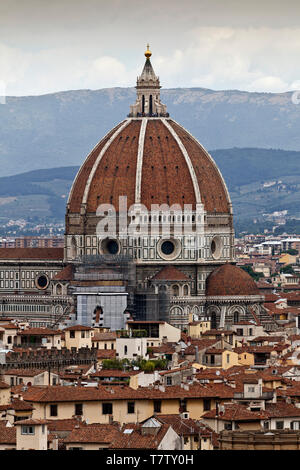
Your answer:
[211,236,223,260]
[161,240,175,255]
[35,273,49,290]
[157,238,181,260]
[99,238,120,255]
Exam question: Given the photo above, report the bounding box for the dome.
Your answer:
[206,264,260,297]
[67,117,232,214]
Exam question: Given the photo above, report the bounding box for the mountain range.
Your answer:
[1,87,300,177]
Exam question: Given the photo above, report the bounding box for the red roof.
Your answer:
[64,423,121,445]
[0,422,16,444]
[63,325,92,331]
[151,266,189,281]
[0,248,63,260]
[53,264,74,281]
[15,419,48,426]
[202,403,264,421]
[206,264,261,296]
[0,380,10,389]
[17,328,61,336]
[109,422,170,449]
[97,349,117,359]
[68,119,231,214]
[157,414,215,437]
[21,382,237,403]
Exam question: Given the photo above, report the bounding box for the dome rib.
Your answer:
[87,119,141,212]
[67,120,126,213]
[135,118,148,204]
[169,120,233,214]
[162,118,201,204]
[82,119,130,206]
[67,117,232,215]
[140,119,196,208]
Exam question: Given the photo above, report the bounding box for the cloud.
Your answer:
[1,24,300,95]
[84,56,129,88]
[153,27,300,92]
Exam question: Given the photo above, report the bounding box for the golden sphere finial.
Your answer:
[145,43,152,59]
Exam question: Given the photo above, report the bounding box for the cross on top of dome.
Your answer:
[128,46,169,118]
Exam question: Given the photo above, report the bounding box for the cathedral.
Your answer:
[0,46,275,332]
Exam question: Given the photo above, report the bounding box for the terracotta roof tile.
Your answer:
[110,422,170,449]
[68,118,231,215]
[53,264,74,281]
[17,328,61,336]
[151,266,189,281]
[206,264,261,296]
[21,382,236,403]
[0,422,16,444]
[92,332,117,341]
[64,424,121,444]
[157,414,214,437]
[0,380,10,389]
[97,349,116,359]
[203,403,265,421]
[63,325,92,331]
[0,248,63,260]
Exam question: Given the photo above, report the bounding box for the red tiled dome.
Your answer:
[206,264,260,296]
[67,118,231,214]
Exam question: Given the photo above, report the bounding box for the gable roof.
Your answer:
[109,422,171,449]
[151,266,189,281]
[64,424,121,444]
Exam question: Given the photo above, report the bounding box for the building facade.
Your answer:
[0,46,274,331]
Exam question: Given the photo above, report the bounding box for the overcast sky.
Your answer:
[1,0,300,96]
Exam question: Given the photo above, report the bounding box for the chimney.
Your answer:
[172,352,179,368]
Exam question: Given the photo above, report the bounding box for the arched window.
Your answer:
[170,306,184,317]
[211,312,217,330]
[233,311,240,324]
[183,285,189,296]
[172,285,179,297]
[56,284,62,295]
[71,237,77,259]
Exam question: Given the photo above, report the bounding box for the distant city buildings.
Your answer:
[0,48,300,451]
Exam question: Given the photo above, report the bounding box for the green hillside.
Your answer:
[0,147,300,235]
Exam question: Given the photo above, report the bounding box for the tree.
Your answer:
[286,249,298,256]
[241,265,264,281]
[280,264,295,274]
[143,361,155,373]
